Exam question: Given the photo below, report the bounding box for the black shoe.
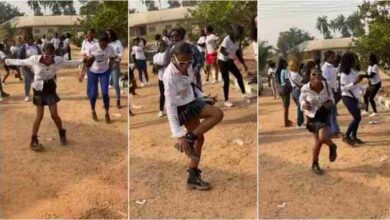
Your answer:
[312,162,323,175]
[187,168,211,190]
[59,129,67,146]
[1,92,10,97]
[117,99,122,109]
[105,113,111,124]
[342,135,355,146]
[92,111,98,122]
[329,144,337,162]
[352,137,364,145]
[30,135,44,152]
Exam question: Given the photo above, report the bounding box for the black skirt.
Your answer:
[32,79,60,106]
[306,106,330,133]
[177,99,208,126]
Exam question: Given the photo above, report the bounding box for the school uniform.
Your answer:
[51,37,61,55]
[163,62,206,138]
[5,55,82,106]
[63,38,71,60]
[217,35,246,101]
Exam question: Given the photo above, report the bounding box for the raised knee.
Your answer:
[216,109,224,122]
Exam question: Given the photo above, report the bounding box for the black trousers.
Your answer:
[158,80,165,111]
[217,59,246,101]
[364,82,381,113]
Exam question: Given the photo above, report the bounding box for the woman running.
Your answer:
[164,41,223,190]
[5,43,84,151]
[340,52,365,146]
[276,58,292,127]
[217,24,249,107]
[153,39,168,118]
[107,29,124,109]
[362,53,382,117]
[131,38,149,87]
[80,32,116,123]
[300,68,337,175]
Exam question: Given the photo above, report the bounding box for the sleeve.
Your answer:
[340,73,354,92]
[321,66,331,83]
[163,75,187,138]
[0,51,6,60]
[116,41,124,58]
[299,85,308,110]
[109,46,116,58]
[57,57,83,68]
[5,56,34,67]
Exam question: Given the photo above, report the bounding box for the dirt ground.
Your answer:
[129,62,257,218]
[0,56,128,218]
[258,77,390,218]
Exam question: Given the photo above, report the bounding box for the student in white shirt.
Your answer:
[340,52,365,146]
[51,32,61,55]
[288,57,304,127]
[218,24,249,107]
[321,50,340,138]
[197,29,206,60]
[300,68,337,175]
[63,32,72,60]
[80,29,98,81]
[5,43,84,151]
[204,25,219,84]
[41,34,48,46]
[107,29,124,108]
[153,40,168,118]
[362,53,382,117]
[80,32,116,123]
[163,41,223,190]
[131,38,149,86]
[19,34,42,102]
[2,39,23,84]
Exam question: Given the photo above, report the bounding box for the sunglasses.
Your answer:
[174,55,193,65]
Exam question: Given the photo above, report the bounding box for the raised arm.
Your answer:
[5,56,34,67]
[58,57,83,68]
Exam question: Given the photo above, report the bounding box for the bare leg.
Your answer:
[205,64,211,82]
[213,62,219,81]
[190,104,223,137]
[184,119,204,169]
[48,104,63,130]
[312,132,322,163]
[32,106,45,135]
[319,127,334,146]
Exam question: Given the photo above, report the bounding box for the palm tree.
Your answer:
[346,11,365,37]
[259,41,273,72]
[329,20,337,38]
[27,0,43,16]
[334,14,351,37]
[316,16,332,39]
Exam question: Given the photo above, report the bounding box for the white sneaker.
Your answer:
[297,125,305,129]
[369,112,378,117]
[139,83,145,87]
[157,111,165,118]
[212,79,217,84]
[109,85,113,89]
[361,110,368,116]
[84,75,88,79]
[224,100,234,107]
[0,97,3,102]
[24,96,30,102]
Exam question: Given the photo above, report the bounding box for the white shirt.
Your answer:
[41,38,48,45]
[153,51,167,81]
[205,33,218,54]
[25,44,39,58]
[87,43,116,73]
[340,70,361,99]
[197,36,206,53]
[367,64,381,85]
[81,38,98,56]
[131,45,146,60]
[10,46,19,56]
[321,62,338,92]
[163,63,203,138]
[110,40,124,62]
[5,55,82,91]
[63,38,70,48]
[288,71,303,88]
[267,67,274,77]
[162,36,170,46]
[51,37,61,50]
[299,81,334,118]
[218,35,239,61]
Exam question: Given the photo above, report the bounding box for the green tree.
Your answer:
[182,0,200,7]
[79,0,100,16]
[258,41,273,72]
[329,20,337,38]
[276,27,314,58]
[316,16,332,39]
[27,0,43,16]
[0,2,24,23]
[143,0,158,11]
[168,0,181,8]
[28,1,76,16]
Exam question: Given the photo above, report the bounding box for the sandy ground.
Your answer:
[258,79,390,218]
[129,63,257,218]
[0,58,128,218]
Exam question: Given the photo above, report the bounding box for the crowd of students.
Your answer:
[130,16,257,190]
[0,28,125,152]
[268,51,383,175]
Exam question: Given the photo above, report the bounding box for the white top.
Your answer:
[110,40,124,62]
[87,43,116,73]
[162,36,170,46]
[5,55,82,91]
[0,51,6,60]
[41,38,48,45]
[25,44,39,58]
[153,51,167,81]
[131,45,146,60]
[321,62,338,92]
[367,64,381,85]
[51,37,61,50]
[267,67,274,77]
[81,38,98,56]
[163,63,203,138]
[288,71,303,88]
[205,33,218,54]
[218,35,239,61]
[63,38,70,48]
[10,46,19,55]
[340,70,361,99]
[197,36,206,53]
[299,81,334,118]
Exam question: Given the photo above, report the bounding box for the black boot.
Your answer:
[59,129,67,146]
[174,132,199,162]
[342,135,355,146]
[30,135,44,152]
[329,143,337,162]
[187,168,210,190]
[352,137,365,145]
[117,99,121,109]
[311,161,323,175]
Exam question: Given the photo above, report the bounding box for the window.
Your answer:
[148,26,156,33]
[138,26,147,36]
[48,29,54,34]
[34,29,40,34]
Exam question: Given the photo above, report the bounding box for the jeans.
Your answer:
[135,59,148,83]
[292,87,304,126]
[87,69,111,111]
[342,96,361,138]
[110,63,121,100]
[217,59,246,101]
[21,67,34,97]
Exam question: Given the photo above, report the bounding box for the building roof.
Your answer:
[129,7,193,27]
[2,15,82,28]
[294,37,356,52]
